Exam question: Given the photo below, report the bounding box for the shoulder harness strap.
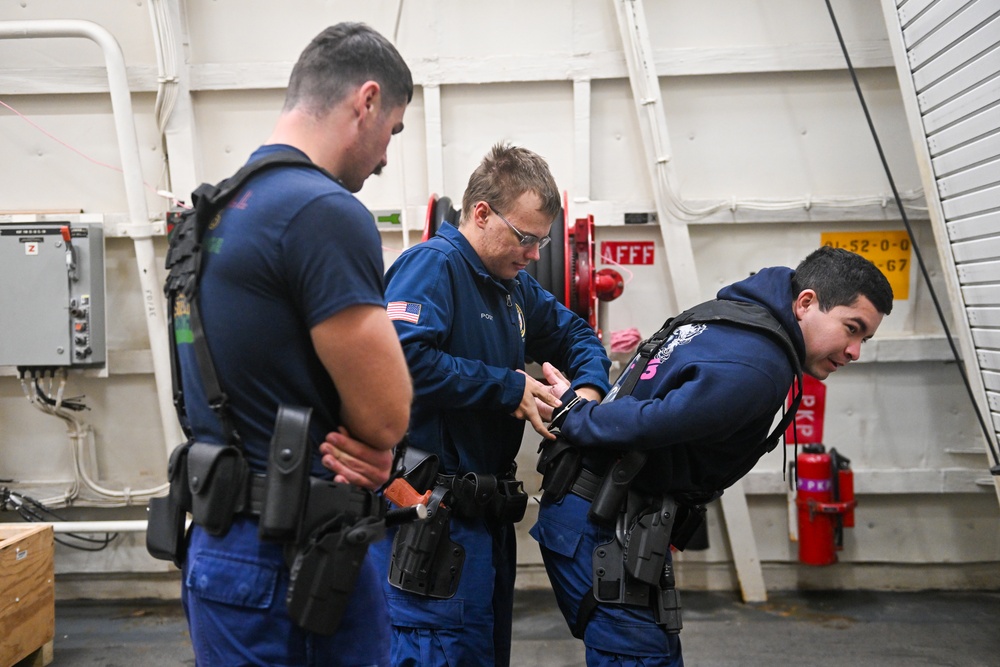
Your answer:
[633,300,804,487]
[164,152,337,444]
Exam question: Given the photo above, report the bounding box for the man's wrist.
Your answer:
[550,393,584,429]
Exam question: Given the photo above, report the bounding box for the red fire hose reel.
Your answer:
[566,213,624,331]
[423,193,624,331]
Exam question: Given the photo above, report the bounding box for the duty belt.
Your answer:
[237,472,375,522]
[568,467,603,503]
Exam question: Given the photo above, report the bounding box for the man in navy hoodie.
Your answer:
[530,246,893,666]
[370,143,611,666]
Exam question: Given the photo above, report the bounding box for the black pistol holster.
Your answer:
[285,478,386,635]
[388,451,466,599]
[259,405,388,636]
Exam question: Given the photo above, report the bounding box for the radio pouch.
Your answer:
[187,442,249,536]
[389,487,465,598]
[286,515,384,635]
[536,435,581,503]
[146,441,193,566]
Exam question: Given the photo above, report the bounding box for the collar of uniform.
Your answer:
[437,221,520,291]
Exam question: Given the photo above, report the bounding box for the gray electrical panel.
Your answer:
[0,221,107,368]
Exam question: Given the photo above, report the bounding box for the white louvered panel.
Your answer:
[953,236,1000,263]
[972,327,1000,347]
[958,260,1000,285]
[918,46,1000,112]
[913,14,1000,91]
[968,307,1000,326]
[941,183,1000,219]
[898,0,941,32]
[984,370,1000,391]
[980,349,1000,369]
[932,131,1000,177]
[928,104,1000,156]
[906,1,1000,67]
[947,210,1000,242]
[963,284,1000,305]
[903,0,980,52]
[921,74,1000,130]
[888,0,1000,499]
[937,159,1000,198]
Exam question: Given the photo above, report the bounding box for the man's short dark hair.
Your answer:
[284,22,413,115]
[461,142,562,223]
[792,246,894,315]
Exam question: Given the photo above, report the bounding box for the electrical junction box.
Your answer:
[0,221,107,368]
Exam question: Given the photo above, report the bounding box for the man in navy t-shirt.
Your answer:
[175,23,413,666]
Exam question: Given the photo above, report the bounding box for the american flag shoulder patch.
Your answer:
[387,301,421,324]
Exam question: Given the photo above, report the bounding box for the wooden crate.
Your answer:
[0,525,54,667]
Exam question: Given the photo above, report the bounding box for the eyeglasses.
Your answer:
[488,204,551,250]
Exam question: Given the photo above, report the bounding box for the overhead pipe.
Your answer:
[0,20,184,459]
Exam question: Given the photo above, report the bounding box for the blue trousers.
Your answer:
[182,516,391,667]
[368,515,518,667]
[530,493,684,667]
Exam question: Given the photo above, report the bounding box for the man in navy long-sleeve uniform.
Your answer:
[531,246,893,666]
[369,142,611,666]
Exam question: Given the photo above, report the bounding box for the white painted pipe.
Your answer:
[0,20,184,458]
[43,520,152,534]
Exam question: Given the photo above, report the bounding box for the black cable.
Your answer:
[824,0,1000,471]
[33,378,89,412]
[1,487,119,551]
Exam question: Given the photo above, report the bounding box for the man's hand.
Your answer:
[534,362,603,421]
[513,370,561,440]
[319,427,394,490]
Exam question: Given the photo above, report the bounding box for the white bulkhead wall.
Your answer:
[0,0,996,596]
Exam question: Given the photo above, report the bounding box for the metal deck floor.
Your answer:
[39,588,1000,666]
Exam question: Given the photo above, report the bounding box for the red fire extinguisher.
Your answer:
[795,444,855,566]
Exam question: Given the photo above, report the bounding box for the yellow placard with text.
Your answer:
[820,231,911,300]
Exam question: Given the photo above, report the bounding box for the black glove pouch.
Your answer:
[187,442,248,536]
